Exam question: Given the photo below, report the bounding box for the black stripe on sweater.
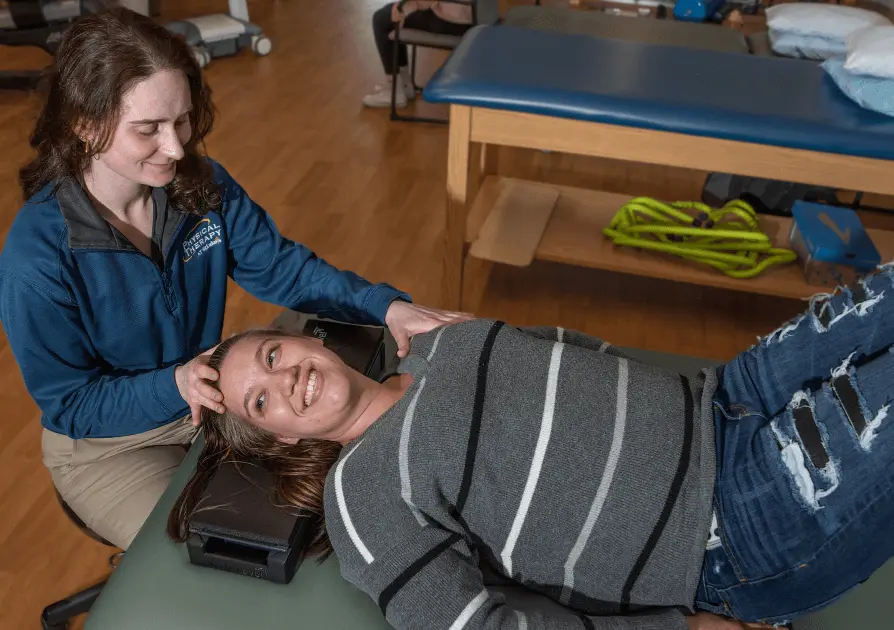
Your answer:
[452,320,504,517]
[620,375,694,610]
[378,533,463,615]
[577,613,596,630]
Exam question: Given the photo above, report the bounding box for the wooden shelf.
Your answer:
[465,176,894,300]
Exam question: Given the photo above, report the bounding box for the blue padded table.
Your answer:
[423,25,894,310]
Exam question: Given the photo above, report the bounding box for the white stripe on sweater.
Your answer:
[501,342,564,576]
[399,327,446,527]
[426,326,447,362]
[449,588,489,630]
[334,441,374,564]
[560,358,629,604]
[400,377,430,527]
[515,610,528,630]
[556,327,564,343]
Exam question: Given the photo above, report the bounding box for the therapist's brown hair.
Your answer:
[20,6,220,215]
[167,330,342,560]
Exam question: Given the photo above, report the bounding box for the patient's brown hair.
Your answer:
[166,330,342,559]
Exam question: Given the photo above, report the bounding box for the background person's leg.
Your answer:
[364,7,469,108]
[371,3,404,76]
[42,418,196,549]
[365,3,412,108]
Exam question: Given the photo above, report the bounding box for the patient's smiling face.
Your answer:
[216,334,365,443]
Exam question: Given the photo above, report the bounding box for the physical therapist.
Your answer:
[0,8,467,549]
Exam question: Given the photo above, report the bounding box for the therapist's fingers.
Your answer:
[196,392,224,414]
[189,392,224,427]
[197,380,223,405]
[193,363,219,383]
[192,378,224,416]
[190,402,203,427]
[434,310,473,322]
[393,329,411,358]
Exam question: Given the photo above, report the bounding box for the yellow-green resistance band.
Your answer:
[603,198,798,279]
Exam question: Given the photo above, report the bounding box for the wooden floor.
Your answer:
[0,1,850,628]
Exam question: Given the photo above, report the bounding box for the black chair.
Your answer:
[389,0,501,124]
[40,492,122,630]
[0,0,89,91]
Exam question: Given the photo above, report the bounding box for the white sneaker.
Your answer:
[398,68,416,101]
[362,81,407,109]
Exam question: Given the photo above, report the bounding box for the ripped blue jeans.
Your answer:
[695,264,894,625]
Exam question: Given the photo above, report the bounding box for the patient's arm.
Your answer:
[519,326,630,359]
[336,522,687,630]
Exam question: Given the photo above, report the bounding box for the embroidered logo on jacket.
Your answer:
[182,218,222,262]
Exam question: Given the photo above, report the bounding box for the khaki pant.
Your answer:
[41,417,198,550]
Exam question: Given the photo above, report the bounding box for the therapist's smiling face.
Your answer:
[91,69,193,188]
[217,334,363,443]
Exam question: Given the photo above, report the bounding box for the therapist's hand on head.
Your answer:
[385,301,473,358]
[175,345,225,425]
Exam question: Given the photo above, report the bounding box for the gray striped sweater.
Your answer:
[323,319,717,629]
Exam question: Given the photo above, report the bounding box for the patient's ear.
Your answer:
[277,435,299,445]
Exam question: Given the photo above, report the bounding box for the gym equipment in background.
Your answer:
[673,0,727,21]
[165,0,271,69]
[0,0,90,90]
[673,0,761,23]
[789,201,882,288]
[702,173,840,217]
[603,197,798,279]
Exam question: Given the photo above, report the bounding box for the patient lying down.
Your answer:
[169,305,894,629]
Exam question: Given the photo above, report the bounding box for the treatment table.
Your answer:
[81,314,894,629]
[423,25,894,310]
[501,5,749,53]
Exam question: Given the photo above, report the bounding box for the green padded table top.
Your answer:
[83,325,893,630]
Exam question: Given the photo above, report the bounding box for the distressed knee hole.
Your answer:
[792,281,885,339]
[812,297,835,331]
[772,392,840,510]
[851,280,884,317]
[760,272,886,345]
[791,393,829,470]
[831,368,867,437]
[760,314,805,345]
[851,282,870,307]
[830,355,890,450]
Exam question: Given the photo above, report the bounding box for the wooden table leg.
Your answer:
[444,105,474,310]
[459,140,503,311]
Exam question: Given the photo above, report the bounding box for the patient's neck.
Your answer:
[335,373,413,445]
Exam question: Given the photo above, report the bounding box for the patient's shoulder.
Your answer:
[323,437,422,575]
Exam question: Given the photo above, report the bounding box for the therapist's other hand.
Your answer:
[385,301,473,358]
[175,345,225,425]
